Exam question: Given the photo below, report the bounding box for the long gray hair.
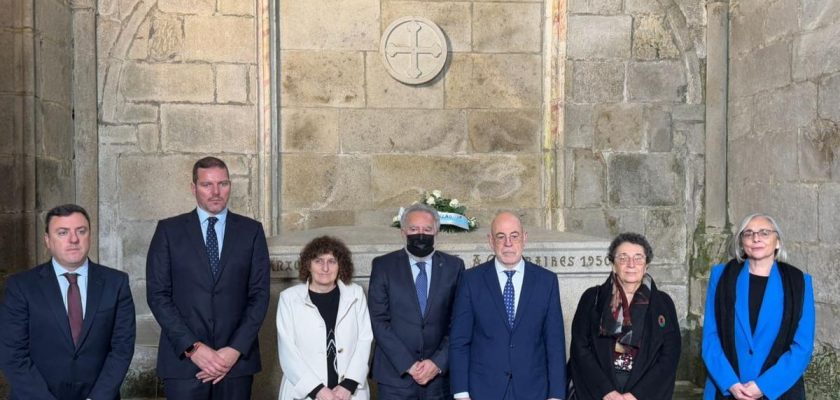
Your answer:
[730,213,788,262]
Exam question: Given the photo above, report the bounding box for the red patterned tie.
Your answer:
[64,273,83,345]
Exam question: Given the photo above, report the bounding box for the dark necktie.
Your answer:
[206,217,220,277]
[64,273,83,345]
[503,270,516,327]
[415,261,428,317]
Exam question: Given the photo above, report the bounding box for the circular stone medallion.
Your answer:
[380,16,449,85]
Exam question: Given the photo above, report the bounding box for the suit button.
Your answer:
[73,355,78,360]
[749,349,753,355]
[509,344,514,349]
[337,348,344,353]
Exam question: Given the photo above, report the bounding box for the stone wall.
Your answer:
[2,0,840,397]
[0,0,37,286]
[722,0,840,396]
[0,0,76,277]
[0,0,76,396]
[562,0,706,378]
[278,0,554,231]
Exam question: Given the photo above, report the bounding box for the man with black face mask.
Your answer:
[368,203,466,400]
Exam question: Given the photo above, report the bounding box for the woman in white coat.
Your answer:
[277,236,373,400]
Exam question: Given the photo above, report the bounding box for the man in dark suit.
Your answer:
[146,156,270,399]
[369,203,465,400]
[0,204,136,400]
[450,211,566,400]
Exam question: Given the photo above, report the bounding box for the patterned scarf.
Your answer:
[599,273,652,371]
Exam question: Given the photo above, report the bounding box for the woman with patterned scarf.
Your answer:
[702,214,814,400]
[569,232,682,400]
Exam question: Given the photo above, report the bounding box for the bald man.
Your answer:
[449,212,566,400]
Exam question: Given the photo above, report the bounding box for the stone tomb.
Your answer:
[255,226,611,397]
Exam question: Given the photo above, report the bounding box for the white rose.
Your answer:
[392,215,400,223]
[432,190,442,198]
[426,196,436,205]
[449,199,459,207]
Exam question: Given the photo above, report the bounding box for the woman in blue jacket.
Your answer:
[702,213,814,400]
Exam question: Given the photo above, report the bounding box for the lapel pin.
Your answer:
[658,315,666,328]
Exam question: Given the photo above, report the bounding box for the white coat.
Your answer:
[276,281,373,400]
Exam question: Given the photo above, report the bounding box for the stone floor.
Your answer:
[124,381,705,400]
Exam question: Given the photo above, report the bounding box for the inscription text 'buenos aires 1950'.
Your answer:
[271,253,610,273]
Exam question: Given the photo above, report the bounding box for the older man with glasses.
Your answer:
[449,211,567,400]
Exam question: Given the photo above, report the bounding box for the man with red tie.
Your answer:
[0,204,136,400]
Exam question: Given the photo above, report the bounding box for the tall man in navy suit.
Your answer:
[146,156,270,399]
[450,211,566,400]
[369,203,465,399]
[0,204,136,400]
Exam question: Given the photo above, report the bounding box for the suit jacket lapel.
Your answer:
[38,263,75,347]
[78,262,105,349]
[336,281,356,324]
[481,262,510,331]
[397,251,424,320]
[753,265,784,355]
[512,262,537,331]
[424,252,445,321]
[625,305,662,388]
[216,212,237,282]
[185,210,215,285]
[735,265,754,348]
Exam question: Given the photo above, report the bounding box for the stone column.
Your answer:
[71,0,98,258]
[704,0,728,229]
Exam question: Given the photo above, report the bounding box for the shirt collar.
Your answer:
[494,257,524,275]
[52,258,90,278]
[196,206,228,224]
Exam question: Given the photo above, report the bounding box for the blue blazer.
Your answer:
[146,209,270,379]
[449,259,566,400]
[702,262,815,399]
[368,250,464,387]
[0,262,136,400]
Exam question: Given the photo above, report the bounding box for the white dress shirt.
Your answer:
[52,258,89,318]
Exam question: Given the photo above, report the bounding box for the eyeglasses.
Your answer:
[493,233,522,244]
[741,229,777,240]
[614,254,646,266]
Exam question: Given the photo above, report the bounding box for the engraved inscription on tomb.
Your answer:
[380,16,449,85]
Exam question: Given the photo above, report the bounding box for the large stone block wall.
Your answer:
[0,0,76,279]
[0,0,76,396]
[0,0,37,288]
[562,0,705,359]
[723,0,840,396]
[278,0,551,232]
[3,0,839,397]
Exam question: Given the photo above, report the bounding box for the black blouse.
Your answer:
[307,286,359,399]
[749,274,769,334]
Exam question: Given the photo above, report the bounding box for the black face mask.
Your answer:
[406,234,435,258]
